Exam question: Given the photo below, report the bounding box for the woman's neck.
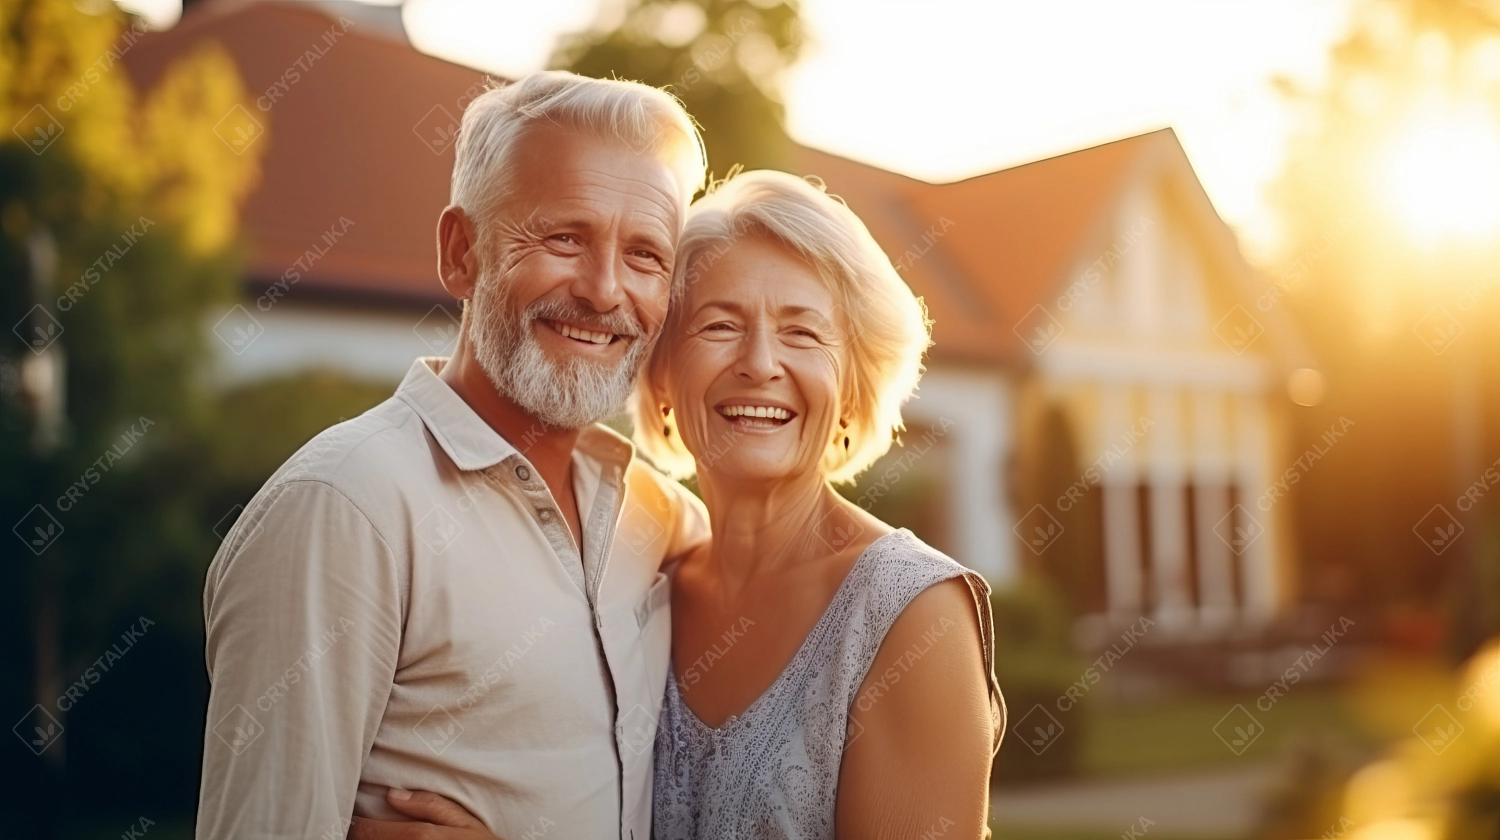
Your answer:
[695,469,842,595]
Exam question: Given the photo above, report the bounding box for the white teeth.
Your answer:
[554,322,612,345]
[719,405,792,420]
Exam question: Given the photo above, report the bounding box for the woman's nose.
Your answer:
[734,327,782,383]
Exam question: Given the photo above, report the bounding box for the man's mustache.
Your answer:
[522,298,644,340]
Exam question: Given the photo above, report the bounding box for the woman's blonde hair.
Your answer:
[633,169,933,484]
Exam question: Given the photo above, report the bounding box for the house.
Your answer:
[125,0,1314,641]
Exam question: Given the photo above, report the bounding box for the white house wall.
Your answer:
[902,367,1016,583]
[207,301,456,386]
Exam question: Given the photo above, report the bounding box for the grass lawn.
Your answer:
[1077,684,1385,777]
[989,825,1205,840]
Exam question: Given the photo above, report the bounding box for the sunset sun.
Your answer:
[1378,104,1500,245]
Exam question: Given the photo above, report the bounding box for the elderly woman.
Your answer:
[350,171,1003,839]
[637,169,1003,838]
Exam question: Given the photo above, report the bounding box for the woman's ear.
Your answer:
[437,205,481,301]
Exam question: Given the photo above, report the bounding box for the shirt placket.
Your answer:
[489,455,587,597]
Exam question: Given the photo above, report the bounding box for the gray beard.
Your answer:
[468,279,650,431]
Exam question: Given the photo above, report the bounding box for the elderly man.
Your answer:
[195,72,708,840]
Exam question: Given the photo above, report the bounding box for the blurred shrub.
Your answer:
[990,576,1087,781]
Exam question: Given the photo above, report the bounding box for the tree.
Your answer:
[1266,0,1500,655]
[551,0,804,180]
[0,0,263,829]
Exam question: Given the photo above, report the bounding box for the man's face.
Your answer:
[467,121,683,429]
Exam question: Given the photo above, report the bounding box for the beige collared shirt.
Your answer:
[196,357,707,840]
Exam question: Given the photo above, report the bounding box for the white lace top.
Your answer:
[651,529,1005,840]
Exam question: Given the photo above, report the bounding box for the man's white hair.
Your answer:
[450,71,706,239]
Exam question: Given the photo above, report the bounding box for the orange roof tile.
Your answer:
[124,0,489,306]
[795,132,1166,366]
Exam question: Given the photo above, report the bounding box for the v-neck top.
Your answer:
[650,529,1005,840]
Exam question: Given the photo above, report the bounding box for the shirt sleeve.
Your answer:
[658,472,710,561]
[196,479,405,840]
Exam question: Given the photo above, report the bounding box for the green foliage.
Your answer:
[990,577,1087,781]
[0,0,265,829]
[552,0,804,179]
[1266,0,1500,646]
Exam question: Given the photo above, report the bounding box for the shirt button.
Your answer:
[515,465,531,482]
[537,508,552,521]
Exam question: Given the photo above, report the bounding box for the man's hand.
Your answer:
[348,789,501,840]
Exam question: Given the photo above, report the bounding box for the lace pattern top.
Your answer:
[651,528,1005,840]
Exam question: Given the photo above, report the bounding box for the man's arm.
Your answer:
[197,479,405,840]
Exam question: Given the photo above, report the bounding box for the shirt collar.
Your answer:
[396,357,634,473]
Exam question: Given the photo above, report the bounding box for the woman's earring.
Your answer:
[662,406,672,437]
[844,436,850,451]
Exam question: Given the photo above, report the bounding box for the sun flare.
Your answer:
[1378,104,1500,245]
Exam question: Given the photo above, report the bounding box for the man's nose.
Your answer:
[568,249,630,314]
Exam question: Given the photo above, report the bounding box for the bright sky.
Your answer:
[121,0,1359,261]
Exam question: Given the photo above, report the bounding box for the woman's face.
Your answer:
[659,234,846,484]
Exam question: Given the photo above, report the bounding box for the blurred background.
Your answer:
[4,0,1500,836]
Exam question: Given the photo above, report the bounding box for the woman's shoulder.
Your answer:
[856,528,989,599]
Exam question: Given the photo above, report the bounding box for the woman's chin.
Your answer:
[697,455,808,487]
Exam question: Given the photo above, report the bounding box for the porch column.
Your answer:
[1191,392,1236,631]
[1234,393,1278,625]
[1099,386,1143,620]
[1147,388,1192,632]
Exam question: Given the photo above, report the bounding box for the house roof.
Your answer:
[123,0,488,306]
[126,1,1302,370]
[794,134,1162,366]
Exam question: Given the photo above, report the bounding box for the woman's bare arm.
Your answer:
[835,577,995,839]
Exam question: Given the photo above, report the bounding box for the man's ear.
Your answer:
[437,205,481,301]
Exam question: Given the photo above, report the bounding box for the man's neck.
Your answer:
[438,344,581,491]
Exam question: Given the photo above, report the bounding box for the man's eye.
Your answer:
[550,233,577,245]
[631,249,663,265]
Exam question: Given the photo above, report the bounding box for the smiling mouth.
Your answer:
[717,404,797,429]
[543,319,620,346]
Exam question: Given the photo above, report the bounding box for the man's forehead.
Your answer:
[507,125,687,224]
